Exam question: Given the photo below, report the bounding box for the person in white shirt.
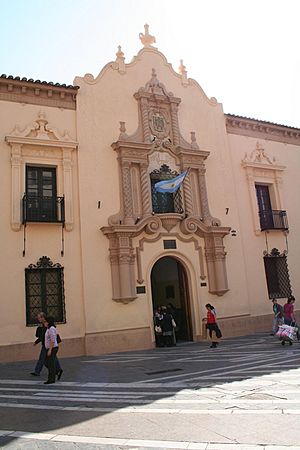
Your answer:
[44,316,61,385]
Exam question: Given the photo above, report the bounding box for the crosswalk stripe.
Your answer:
[1,402,299,414]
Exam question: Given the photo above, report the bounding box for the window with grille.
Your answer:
[25,256,66,325]
[263,248,292,299]
[150,164,183,214]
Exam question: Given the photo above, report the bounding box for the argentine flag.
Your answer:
[154,170,188,194]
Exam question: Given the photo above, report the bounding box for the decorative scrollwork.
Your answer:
[145,216,162,234]
[150,164,178,180]
[27,256,62,269]
[180,217,199,234]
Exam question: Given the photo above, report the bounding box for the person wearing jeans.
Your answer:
[44,316,61,385]
[31,312,62,380]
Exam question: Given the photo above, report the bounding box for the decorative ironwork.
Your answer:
[259,210,288,231]
[150,165,183,214]
[23,195,65,223]
[25,256,66,326]
[27,256,62,270]
[263,248,292,299]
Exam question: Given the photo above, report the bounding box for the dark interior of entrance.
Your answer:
[151,256,192,342]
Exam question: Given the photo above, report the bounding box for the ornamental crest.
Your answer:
[149,109,170,139]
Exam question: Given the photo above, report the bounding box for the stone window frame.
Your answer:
[242,142,285,235]
[5,112,78,232]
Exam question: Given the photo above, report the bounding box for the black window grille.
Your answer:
[263,248,292,299]
[25,256,66,325]
[150,164,183,214]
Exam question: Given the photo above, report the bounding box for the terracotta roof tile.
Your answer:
[0,73,79,90]
[226,113,299,131]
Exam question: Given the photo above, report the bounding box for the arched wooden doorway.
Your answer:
[151,256,193,342]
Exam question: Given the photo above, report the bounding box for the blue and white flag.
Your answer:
[154,170,188,194]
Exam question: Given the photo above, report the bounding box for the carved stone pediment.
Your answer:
[6,111,77,148]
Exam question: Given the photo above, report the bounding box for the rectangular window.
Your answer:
[25,257,66,325]
[163,240,177,249]
[264,250,292,299]
[255,184,288,231]
[24,166,64,223]
[255,184,274,230]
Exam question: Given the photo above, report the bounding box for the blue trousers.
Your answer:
[34,346,61,375]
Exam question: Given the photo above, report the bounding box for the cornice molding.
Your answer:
[226,114,300,146]
[0,77,78,110]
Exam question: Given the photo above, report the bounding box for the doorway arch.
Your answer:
[151,256,193,342]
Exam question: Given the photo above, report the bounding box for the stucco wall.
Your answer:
[74,47,252,338]
[0,101,85,347]
[228,133,300,316]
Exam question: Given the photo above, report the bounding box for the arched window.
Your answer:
[150,164,183,214]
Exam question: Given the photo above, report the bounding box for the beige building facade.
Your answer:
[1,26,299,362]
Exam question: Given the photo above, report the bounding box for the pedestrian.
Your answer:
[161,306,175,347]
[270,299,283,335]
[153,307,164,347]
[283,297,296,326]
[167,302,178,345]
[30,312,63,380]
[205,303,222,348]
[43,316,62,385]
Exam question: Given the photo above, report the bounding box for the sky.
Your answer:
[1,0,300,127]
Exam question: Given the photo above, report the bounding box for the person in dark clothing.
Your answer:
[271,299,283,335]
[161,306,175,347]
[154,307,164,347]
[30,312,63,380]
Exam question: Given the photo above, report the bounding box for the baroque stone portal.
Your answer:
[101,69,230,303]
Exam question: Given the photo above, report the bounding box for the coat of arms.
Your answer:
[152,113,165,132]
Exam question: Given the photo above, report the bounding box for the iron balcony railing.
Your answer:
[259,209,288,231]
[22,195,65,223]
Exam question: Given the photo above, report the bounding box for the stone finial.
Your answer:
[116,45,124,60]
[178,60,186,75]
[139,24,156,48]
[179,59,188,86]
[119,121,128,140]
[112,45,126,74]
[144,68,170,97]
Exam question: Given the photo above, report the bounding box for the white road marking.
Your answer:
[4,428,300,449]
[138,354,297,383]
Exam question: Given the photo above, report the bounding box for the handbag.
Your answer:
[155,325,162,334]
[57,334,62,344]
[215,326,222,339]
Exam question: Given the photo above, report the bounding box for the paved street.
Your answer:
[0,333,300,449]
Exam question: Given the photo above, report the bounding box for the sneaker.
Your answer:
[57,369,63,381]
[44,381,55,384]
[30,372,39,376]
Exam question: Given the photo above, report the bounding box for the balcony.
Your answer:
[22,195,65,223]
[259,209,288,231]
